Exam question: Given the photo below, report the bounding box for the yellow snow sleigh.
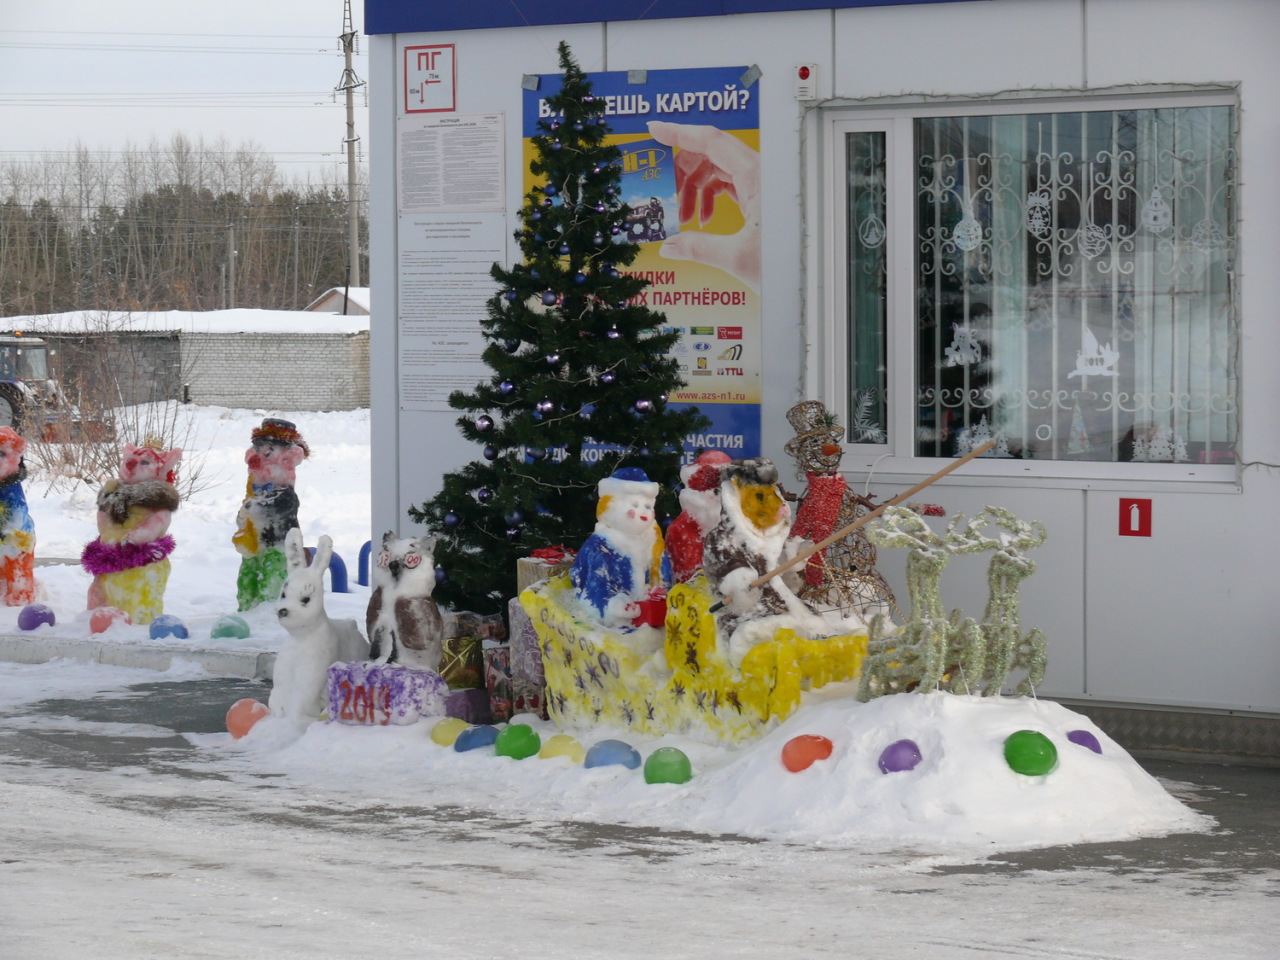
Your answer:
[521,573,868,744]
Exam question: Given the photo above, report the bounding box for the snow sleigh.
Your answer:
[521,572,868,744]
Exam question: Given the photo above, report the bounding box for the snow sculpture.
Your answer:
[703,458,857,667]
[783,400,896,619]
[569,467,671,628]
[326,660,448,726]
[233,418,307,611]
[81,441,182,624]
[665,450,731,583]
[270,528,369,721]
[366,531,445,671]
[0,427,36,606]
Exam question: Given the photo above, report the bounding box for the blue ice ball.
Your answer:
[454,724,500,752]
[149,614,189,640]
[584,739,641,770]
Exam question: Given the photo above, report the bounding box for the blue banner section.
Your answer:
[523,66,758,138]
[367,0,967,35]
[672,401,761,463]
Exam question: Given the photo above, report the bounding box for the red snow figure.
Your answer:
[82,441,182,625]
[0,428,36,606]
[666,450,731,583]
[569,467,672,629]
[233,418,307,610]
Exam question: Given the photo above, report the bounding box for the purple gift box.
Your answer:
[326,661,449,726]
[507,595,545,686]
[445,687,492,724]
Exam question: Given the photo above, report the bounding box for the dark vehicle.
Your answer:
[0,335,113,441]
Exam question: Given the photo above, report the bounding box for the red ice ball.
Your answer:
[226,698,269,739]
[89,606,131,634]
[781,734,834,772]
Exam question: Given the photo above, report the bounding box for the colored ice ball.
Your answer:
[89,606,131,634]
[1004,729,1058,776]
[17,603,55,631]
[494,723,542,760]
[1067,729,1103,754]
[643,747,693,785]
[781,734,834,773]
[454,724,500,753]
[210,614,251,639]
[225,698,269,739]
[149,614,189,640]
[429,717,470,747]
[878,738,923,774]
[539,734,586,764]
[584,738,641,770]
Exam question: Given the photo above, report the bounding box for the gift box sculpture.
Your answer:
[233,418,307,611]
[0,427,36,606]
[81,441,182,624]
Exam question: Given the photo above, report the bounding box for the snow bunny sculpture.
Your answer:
[81,441,182,624]
[270,528,369,721]
[665,450,731,583]
[703,457,858,666]
[0,427,36,605]
[366,531,444,671]
[233,418,307,611]
[569,467,672,628]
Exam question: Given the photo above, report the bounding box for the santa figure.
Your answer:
[570,467,671,628]
[665,450,731,583]
[233,418,308,610]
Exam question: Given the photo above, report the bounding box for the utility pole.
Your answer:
[336,0,365,292]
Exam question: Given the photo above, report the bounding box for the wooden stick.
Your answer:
[708,438,997,613]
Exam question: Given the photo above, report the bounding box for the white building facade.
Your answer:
[366,0,1280,741]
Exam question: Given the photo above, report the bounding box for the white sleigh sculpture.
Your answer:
[269,528,369,721]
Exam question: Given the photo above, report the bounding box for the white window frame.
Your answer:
[817,89,1240,489]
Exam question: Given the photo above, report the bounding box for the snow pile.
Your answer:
[228,688,1209,853]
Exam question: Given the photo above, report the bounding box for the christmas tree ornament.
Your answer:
[499,380,515,395]
[611,225,622,235]
[506,527,522,540]
[544,183,559,197]
[600,372,617,385]
[541,290,558,305]
[535,398,556,415]
[607,325,621,339]
[504,290,518,302]
[592,232,605,246]
[475,415,494,431]
[530,210,542,222]
[573,121,584,132]
[952,203,982,252]
[545,352,562,365]
[574,272,587,284]
[503,339,521,353]
[527,446,547,461]
[483,445,499,461]
[593,203,606,214]
[504,510,524,526]
[529,268,541,279]
[634,398,654,412]
[443,511,460,528]
[550,139,563,151]
[1024,190,1051,237]
[1140,185,1171,234]
[558,242,571,255]
[1079,222,1107,259]
[476,487,494,503]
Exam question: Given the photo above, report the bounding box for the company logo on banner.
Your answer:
[405,44,456,113]
[524,65,761,462]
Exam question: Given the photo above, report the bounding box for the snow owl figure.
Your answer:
[366,531,444,672]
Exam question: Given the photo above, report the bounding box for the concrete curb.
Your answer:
[0,634,275,680]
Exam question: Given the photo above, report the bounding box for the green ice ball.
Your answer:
[494,723,542,760]
[643,746,693,785]
[1003,729,1058,776]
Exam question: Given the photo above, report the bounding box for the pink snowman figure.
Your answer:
[665,450,731,583]
[81,441,183,624]
[232,418,308,610]
[0,427,37,605]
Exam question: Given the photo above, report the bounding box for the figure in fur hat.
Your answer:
[233,418,308,610]
[570,467,672,628]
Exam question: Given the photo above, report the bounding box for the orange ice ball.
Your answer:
[226,698,270,739]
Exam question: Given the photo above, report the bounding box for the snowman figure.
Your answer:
[570,467,671,628]
[665,450,731,583]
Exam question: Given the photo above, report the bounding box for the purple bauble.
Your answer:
[1067,729,1103,754]
[17,603,55,631]
[634,399,654,413]
[541,291,558,306]
[877,738,923,774]
[475,415,494,432]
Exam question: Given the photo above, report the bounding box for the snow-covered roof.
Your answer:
[305,287,371,315]
[2,308,369,336]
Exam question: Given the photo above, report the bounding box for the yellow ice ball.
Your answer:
[429,717,470,747]
[538,733,586,764]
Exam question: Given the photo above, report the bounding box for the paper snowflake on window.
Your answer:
[944,325,982,367]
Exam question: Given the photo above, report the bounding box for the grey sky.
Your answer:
[0,0,369,182]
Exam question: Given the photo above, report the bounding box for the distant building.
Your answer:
[305,287,370,316]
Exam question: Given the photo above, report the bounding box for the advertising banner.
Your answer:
[524,65,761,459]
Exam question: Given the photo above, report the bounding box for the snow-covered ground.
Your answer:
[0,405,1274,957]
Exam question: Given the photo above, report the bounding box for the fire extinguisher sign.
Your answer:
[405,44,456,114]
[1119,498,1153,537]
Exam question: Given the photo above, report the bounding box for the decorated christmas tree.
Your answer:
[409,42,708,615]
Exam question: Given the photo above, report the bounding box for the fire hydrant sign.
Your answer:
[523,65,762,459]
[405,43,456,113]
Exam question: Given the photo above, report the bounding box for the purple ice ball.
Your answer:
[1067,729,1103,754]
[17,603,55,631]
[878,738,923,774]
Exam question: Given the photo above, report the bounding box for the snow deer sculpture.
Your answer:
[269,528,369,721]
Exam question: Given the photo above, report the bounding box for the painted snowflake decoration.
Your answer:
[1190,217,1226,251]
[1024,190,1051,237]
[944,325,982,368]
[1141,186,1172,234]
[850,388,887,444]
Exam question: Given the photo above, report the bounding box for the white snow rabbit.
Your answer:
[269,528,370,721]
